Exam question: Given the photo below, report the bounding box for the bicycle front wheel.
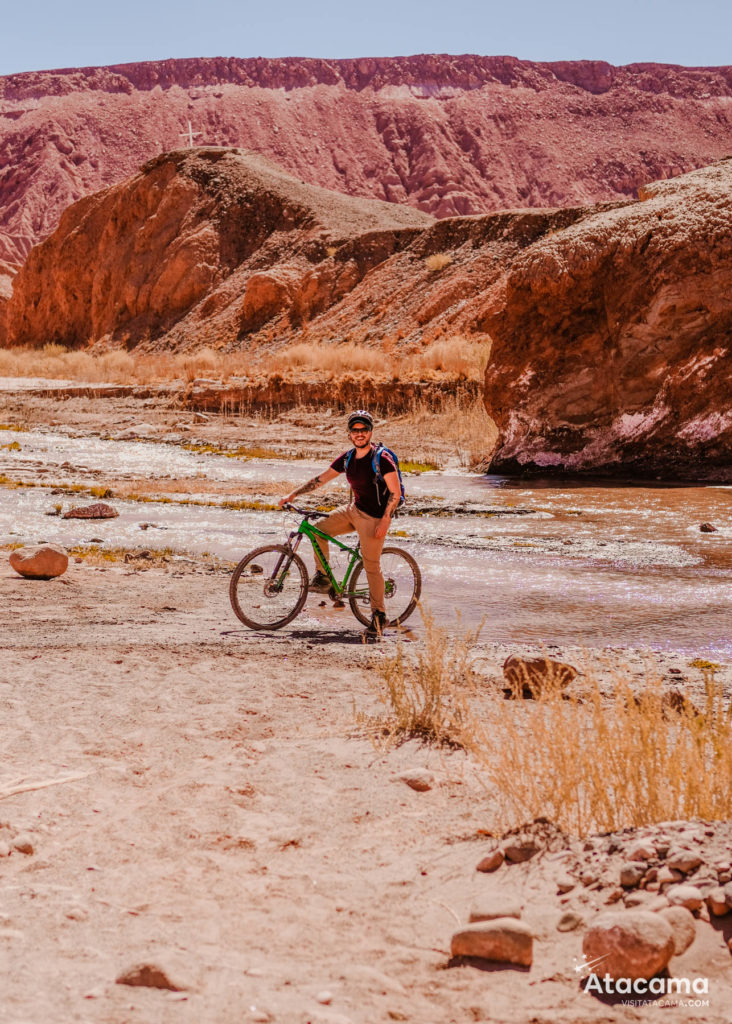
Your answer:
[229,544,308,630]
[348,547,422,627]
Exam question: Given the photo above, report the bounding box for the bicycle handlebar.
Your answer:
[282,503,329,520]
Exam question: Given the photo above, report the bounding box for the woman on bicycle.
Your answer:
[279,410,401,639]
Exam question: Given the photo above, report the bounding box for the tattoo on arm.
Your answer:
[292,475,323,498]
[384,490,400,518]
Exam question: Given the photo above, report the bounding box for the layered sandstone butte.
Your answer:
[1,149,729,480]
[1,55,732,276]
[0,148,436,349]
[481,160,732,479]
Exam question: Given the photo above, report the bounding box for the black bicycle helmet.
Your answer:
[347,409,374,430]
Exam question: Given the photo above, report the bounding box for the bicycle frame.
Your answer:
[267,515,368,599]
[290,520,366,597]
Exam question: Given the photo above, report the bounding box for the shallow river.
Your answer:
[1,429,730,657]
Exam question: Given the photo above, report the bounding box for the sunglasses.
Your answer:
[349,426,372,434]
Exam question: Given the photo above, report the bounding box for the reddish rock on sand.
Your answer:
[582,911,675,981]
[451,918,533,965]
[62,503,119,519]
[658,906,697,955]
[502,655,577,697]
[9,545,68,579]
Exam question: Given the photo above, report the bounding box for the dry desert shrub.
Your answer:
[424,253,453,272]
[0,344,255,384]
[366,616,731,833]
[414,335,491,378]
[392,394,498,468]
[363,609,483,745]
[469,666,732,836]
[0,335,489,385]
[277,342,388,375]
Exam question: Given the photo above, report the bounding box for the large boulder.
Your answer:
[582,911,674,981]
[9,544,68,579]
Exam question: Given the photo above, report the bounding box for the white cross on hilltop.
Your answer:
[179,120,203,149]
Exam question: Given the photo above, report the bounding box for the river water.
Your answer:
[1,429,730,657]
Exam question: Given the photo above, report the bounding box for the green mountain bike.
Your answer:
[229,504,421,631]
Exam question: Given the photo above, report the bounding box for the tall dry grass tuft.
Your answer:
[363,609,483,745]
[0,335,491,385]
[394,394,497,468]
[0,344,256,384]
[470,666,732,836]
[277,342,388,375]
[365,615,732,833]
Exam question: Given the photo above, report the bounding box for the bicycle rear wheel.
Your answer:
[348,546,421,627]
[230,544,308,630]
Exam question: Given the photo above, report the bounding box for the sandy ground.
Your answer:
[2,557,731,1024]
[2,392,731,1023]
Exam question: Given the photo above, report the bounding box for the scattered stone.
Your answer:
[115,963,186,991]
[666,848,703,873]
[469,894,522,922]
[394,769,433,792]
[666,885,703,912]
[620,862,646,888]
[582,911,674,981]
[624,892,668,912]
[655,836,672,858]
[657,865,683,885]
[557,874,576,894]
[626,841,656,861]
[451,918,533,966]
[63,502,118,520]
[661,690,700,717]
[316,991,333,1005]
[11,834,34,855]
[9,545,68,580]
[65,905,89,921]
[476,849,504,873]
[556,910,584,932]
[0,841,10,857]
[724,881,732,908]
[193,412,209,423]
[502,655,577,698]
[502,835,538,863]
[699,523,717,532]
[658,906,697,955]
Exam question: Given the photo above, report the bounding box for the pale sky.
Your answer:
[2,0,730,77]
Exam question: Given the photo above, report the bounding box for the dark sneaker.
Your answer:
[309,571,331,593]
[362,610,387,641]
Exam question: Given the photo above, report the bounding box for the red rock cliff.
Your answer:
[480,159,732,479]
[1,54,731,270]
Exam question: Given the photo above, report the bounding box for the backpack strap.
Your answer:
[343,446,357,472]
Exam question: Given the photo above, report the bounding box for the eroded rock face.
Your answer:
[481,160,732,479]
[1,56,731,269]
[1,149,432,349]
